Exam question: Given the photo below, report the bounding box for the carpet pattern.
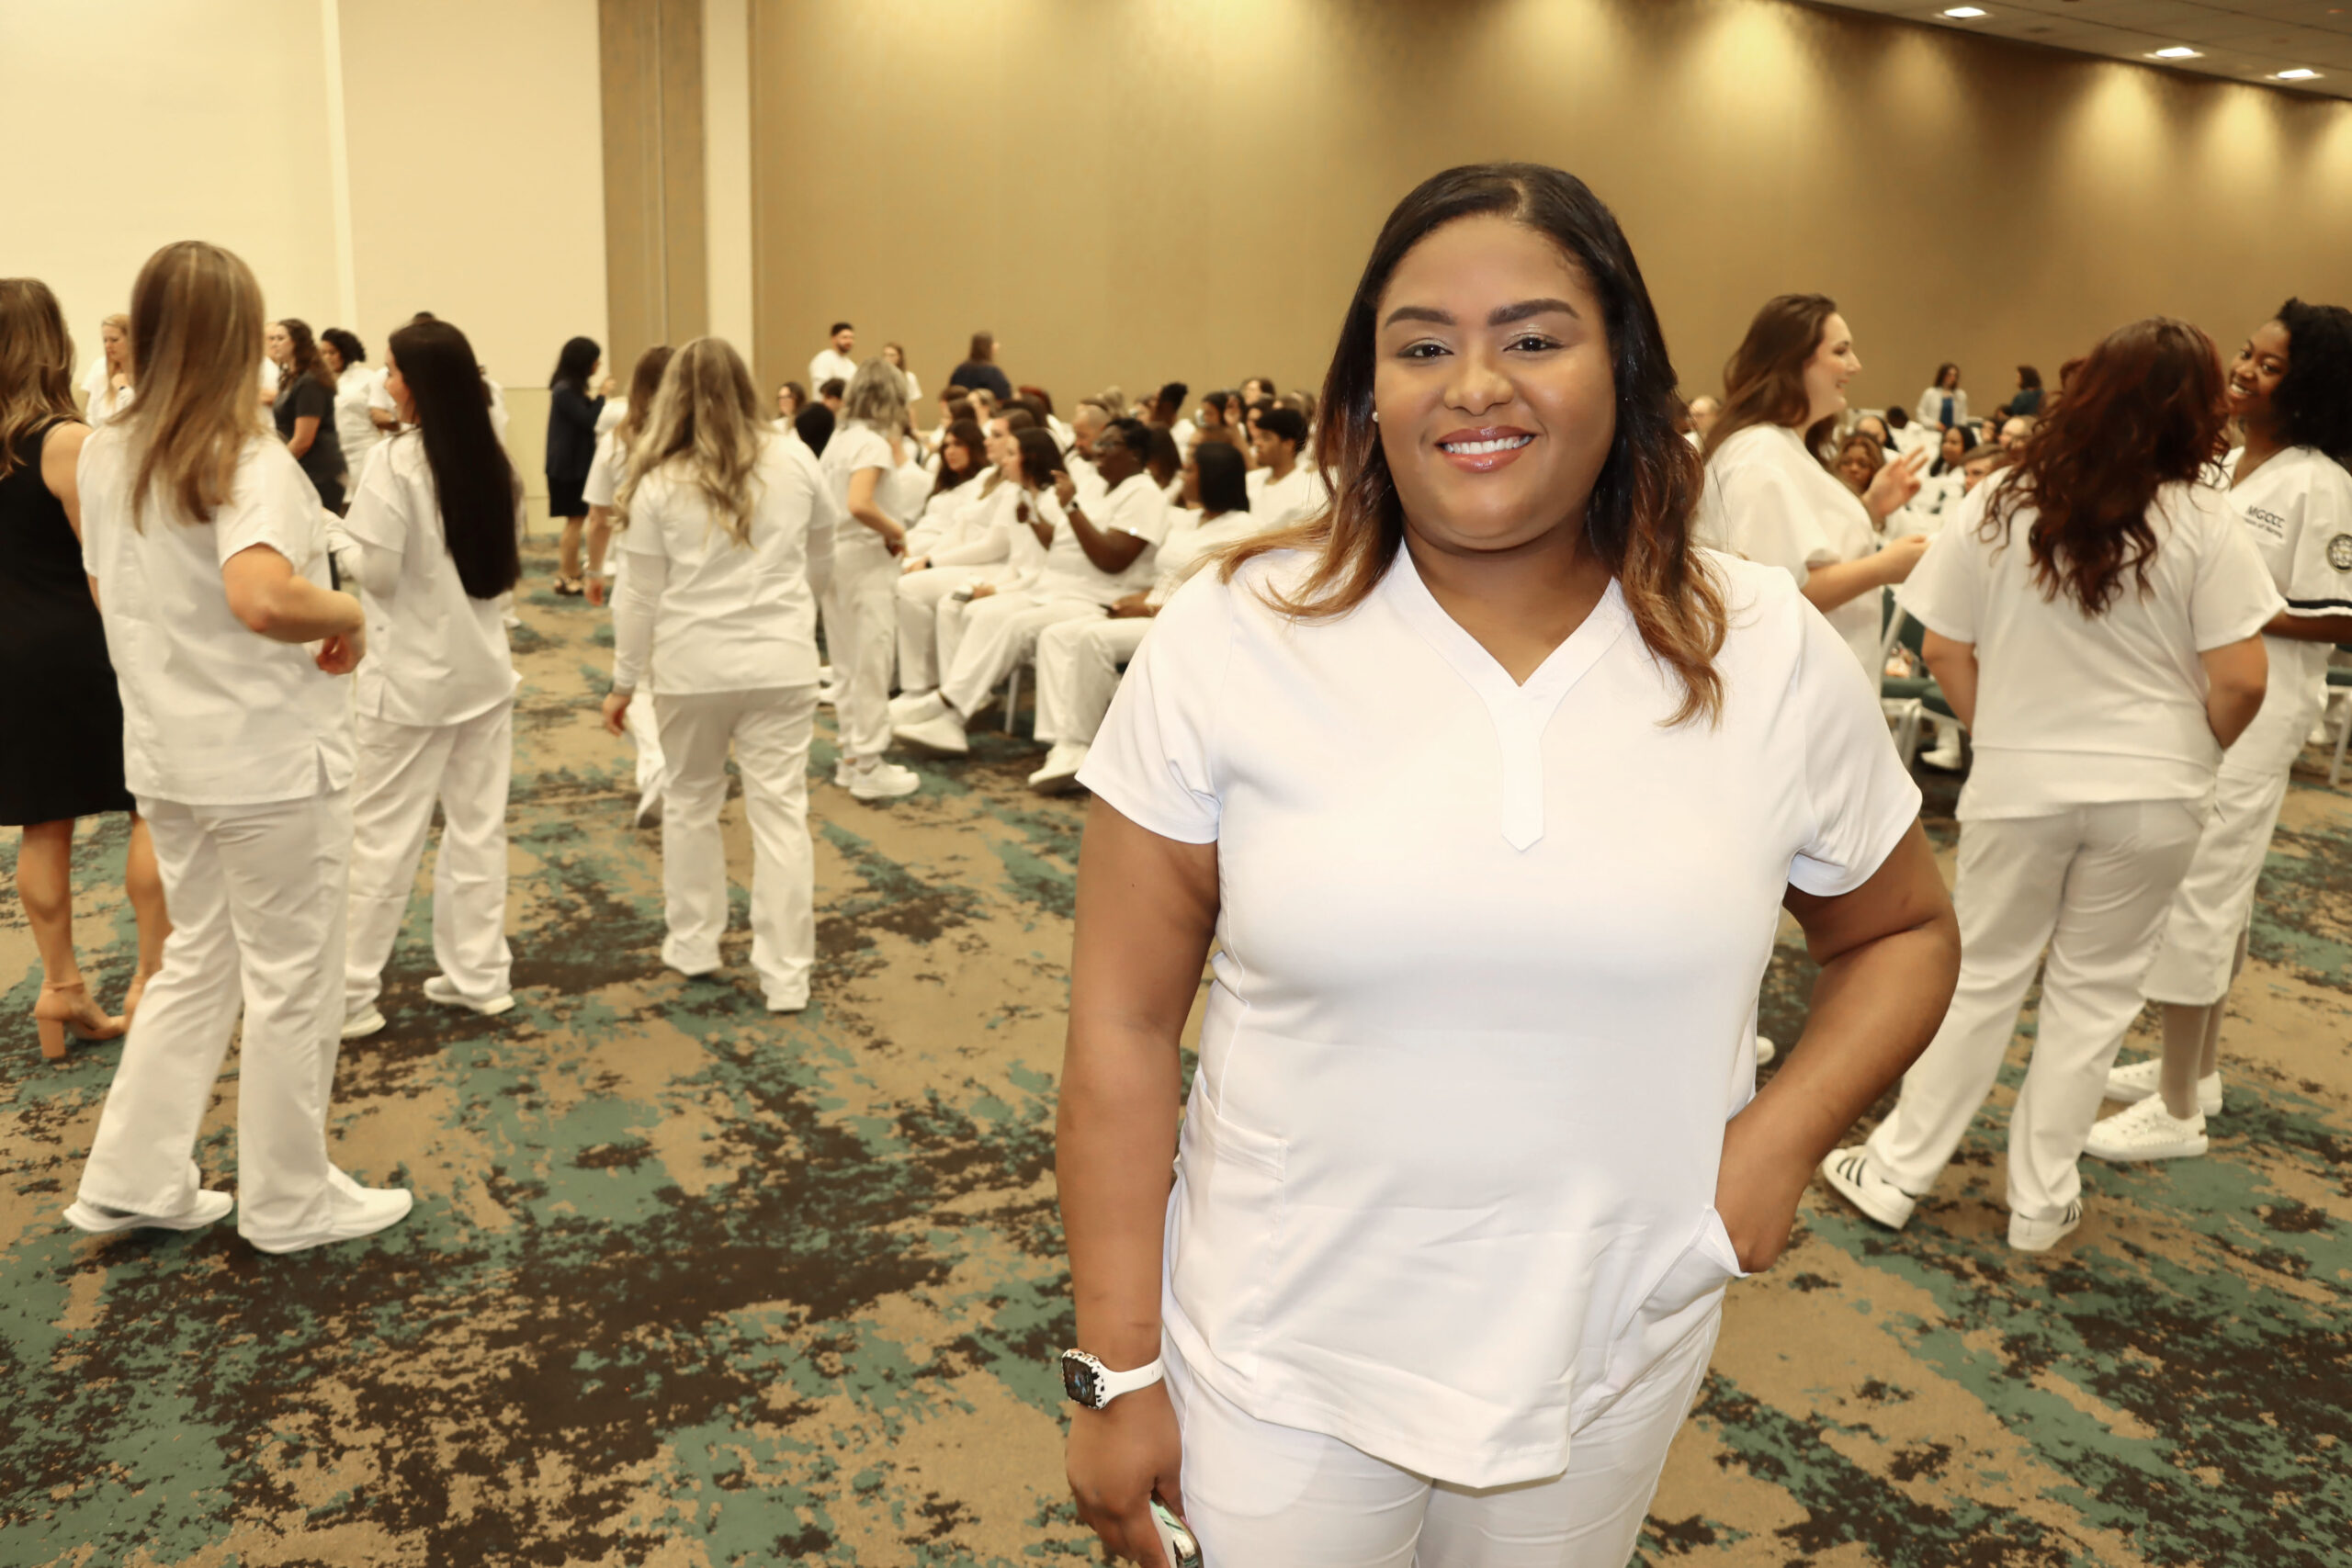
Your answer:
[3,557,2347,1567]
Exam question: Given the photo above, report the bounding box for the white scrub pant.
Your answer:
[827,537,900,761]
[1036,615,1150,746]
[344,704,514,1014]
[653,686,818,1010]
[940,593,1105,718]
[1865,799,2205,1220]
[75,789,352,1245]
[2141,761,2292,1007]
[1166,1311,1718,1568]
[896,566,984,694]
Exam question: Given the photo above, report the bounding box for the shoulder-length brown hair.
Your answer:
[122,241,269,527]
[1702,293,1839,467]
[0,278,80,479]
[1221,162,1725,725]
[1981,317,2227,617]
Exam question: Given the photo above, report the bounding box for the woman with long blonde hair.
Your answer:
[81,311,133,426]
[820,357,925,800]
[64,241,411,1252]
[601,337,838,1012]
[0,279,168,1061]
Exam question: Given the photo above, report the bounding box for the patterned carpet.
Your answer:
[3,553,2347,1567]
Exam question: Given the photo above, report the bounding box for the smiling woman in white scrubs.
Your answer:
[1823,318,2277,1255]
[65,241,413,1253]
[336,318,525,1040]
[1056,164,1961,1568]
[2102,299,2352,1161]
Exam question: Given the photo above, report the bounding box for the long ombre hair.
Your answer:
[1702,293,1840,467]
[1981,317,2228,616]
[618,336,768,546]
[0,278,80,479]
[388,319,520,600]
[120,241,270,527]
[1222,162,1725,725]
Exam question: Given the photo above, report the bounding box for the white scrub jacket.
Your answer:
[1079,547,1921,1488]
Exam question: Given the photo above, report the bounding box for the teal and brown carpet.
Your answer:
[4,555,2348,1566]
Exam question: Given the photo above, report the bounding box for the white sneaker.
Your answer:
[1027,741,1091,795]
[846,758,922,799]
[424,974,514,1017]
[341,1006,388,1040]
[893,699,969,756]
[888,688,938,722]
[817,684,839,707]
[1919,741,1965,772]
[2103,1057,2222,1116]
[243,1182,413,1254]
[1754,1034,1778,1067]
[765,991,809,1014]
[633,787,663,829]
[63,1189,234,1235]
[2008,1199,2083,1253]
[2086,1096,2210,1163]
[1820,1146,1917,1230]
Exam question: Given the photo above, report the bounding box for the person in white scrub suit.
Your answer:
[335,319,525,1040]
[894,419,1170,758]
[1029,441,1271,793]
[81,313,133,426]
[65,240,413,1254]
[897,425,1060,705]
[892,417,992,693]
[1058,164,1961,1568]
[1240,406,1329,529]
[602,337,837,1013]
[583,344,677,827]
[2103,299,2352,1160]
[820,360,927,801]
[319,328,384,479]
[1822,318,2278,1256]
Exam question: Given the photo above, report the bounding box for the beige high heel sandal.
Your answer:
[33,981,125,1063]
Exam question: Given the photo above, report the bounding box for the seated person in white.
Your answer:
[895,418,1169,756]
[1029,440,1273,793]
[583,344,677,827]
[893,417,996,693]
[896,421,1057,707]
[1242,405,1329,528]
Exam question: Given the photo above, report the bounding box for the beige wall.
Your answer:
[746,0,2352,417]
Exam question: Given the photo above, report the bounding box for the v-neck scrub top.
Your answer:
[2222,446,2352,776]
[1078,548,1921,1488]
[1698,423,1883,676]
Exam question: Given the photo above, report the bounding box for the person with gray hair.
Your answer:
[820,358,927,799]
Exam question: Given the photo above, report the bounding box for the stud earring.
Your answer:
[1372,411,1380,423]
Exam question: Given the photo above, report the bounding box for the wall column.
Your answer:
[599,0,707,377]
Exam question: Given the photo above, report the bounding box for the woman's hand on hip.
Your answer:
[1713,1107,1814,1273]
[1069,1382,1186,1568]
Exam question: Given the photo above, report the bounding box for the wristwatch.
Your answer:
[1060,1349,1164,1410]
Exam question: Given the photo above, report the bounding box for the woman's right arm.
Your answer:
[846,467,908,554]
[2199,636,2267,749]
[1061,798,1219,1568]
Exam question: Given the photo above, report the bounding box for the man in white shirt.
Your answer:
[809,322,858,394]
[1244,406,1326,527]
[1066,400,1112,508]
[894,418,1168,756]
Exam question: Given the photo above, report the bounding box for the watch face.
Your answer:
[1062,1355,1102,1407]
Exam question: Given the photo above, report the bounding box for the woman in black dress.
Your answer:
[545,335,607,595]
[0,278,170,1060]
[266,318,348,512]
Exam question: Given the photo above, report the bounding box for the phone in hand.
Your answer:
[1149,1498,1202,1568]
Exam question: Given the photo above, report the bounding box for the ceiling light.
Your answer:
[1940,6,1988,17]
[2149,46,2202,60]
[2273,67,2321,80]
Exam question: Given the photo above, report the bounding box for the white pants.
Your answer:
[344,704,514,1014]
[2141,761,2292,1006]
[76,789,352,1244]
[896,566,985,693]
[1036,615,1150,746]
[941,592,1106,717]
[1866,799,2205,1220]
[653,686,818,1009]
[1166,1312,1718,1568]
[827,538,900,761]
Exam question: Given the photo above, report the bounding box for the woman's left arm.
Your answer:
[1716,823,1959,1270]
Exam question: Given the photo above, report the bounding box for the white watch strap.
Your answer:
[1097,1356,1165,1403]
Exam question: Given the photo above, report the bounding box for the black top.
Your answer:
[545,385,606,485]
[2007,388,2044,419]
[274,372,346,510]
[948,360,1012,402]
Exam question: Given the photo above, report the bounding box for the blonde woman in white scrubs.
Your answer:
[337,318,525,1040]
[81,313,132,426]
[1058,164,1961,1568]
[66,241,412,1252]
[2102,299,2352,1161]
[601,338,838,1013]
[1823,318,2277,1255]
[820,359,926,800]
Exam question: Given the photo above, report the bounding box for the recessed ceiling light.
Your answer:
[2150,46,2202,60]
[1940,6,1988,17]
[2273,67,2322,80]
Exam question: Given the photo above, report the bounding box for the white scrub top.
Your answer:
[341,434,522,728]
[1898,472,2281,821]
[808,347,859,392]
[613,434,838,696]
[1143,510,1278,608]
[583,428,627,511]
[334,365,386,472]
[1044,471,1168,604]
[1251,464,1329,530]
[822,423,932,557]
[1698,423,1883,675]
[1079,547,1919,1487]
[77,430,356,805]
[2221,445,2352,775]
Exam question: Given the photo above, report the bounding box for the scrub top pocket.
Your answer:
[1581,1206,1747,1427]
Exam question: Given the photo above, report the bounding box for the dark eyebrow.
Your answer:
[1489,298,1580,326]
[1382,305,1453,328]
